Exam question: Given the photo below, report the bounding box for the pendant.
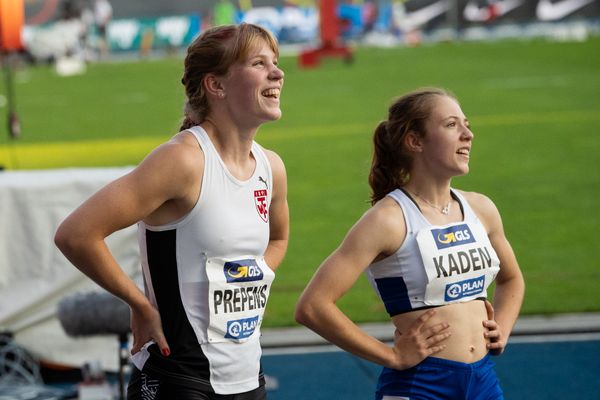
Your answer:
[441,203,450,215]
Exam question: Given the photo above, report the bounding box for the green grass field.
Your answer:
[1,37,599,327]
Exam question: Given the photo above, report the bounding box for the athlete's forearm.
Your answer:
[493,275,525,339]
[55,232,149,311]
[264,238,288,270]
[296,298,395,368]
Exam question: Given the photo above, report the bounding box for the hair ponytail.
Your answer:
[369,121,409,205]
[368,87,455,205]
[179,100,204,131]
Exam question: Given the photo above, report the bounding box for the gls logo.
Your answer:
[224,259,264,283]
[431,224,476,250]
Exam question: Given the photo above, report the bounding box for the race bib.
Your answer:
[416,222,499,306]
[205,257,275,343]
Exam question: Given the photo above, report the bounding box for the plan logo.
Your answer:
[224,259,263,283]
[445,276,485,301]
[225,315,259,340]
[431,224,476,250]
[536,0,595,21]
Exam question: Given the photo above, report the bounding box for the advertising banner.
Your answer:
[107,14,201,52]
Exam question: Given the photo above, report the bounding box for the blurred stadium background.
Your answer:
[0,0,599,398]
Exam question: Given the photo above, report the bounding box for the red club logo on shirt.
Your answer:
[254,189,268,222]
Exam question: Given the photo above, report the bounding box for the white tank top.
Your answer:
[365,188,500,316]
[132,126,274,394]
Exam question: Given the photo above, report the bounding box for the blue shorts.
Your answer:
[375,354,503,400]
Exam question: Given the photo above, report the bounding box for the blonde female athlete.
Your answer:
[56,23,288,399]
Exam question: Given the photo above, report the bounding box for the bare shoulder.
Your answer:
[141,131,202,175]
[355,196,407,257]
[262,147,286,173]
[456,189,502,232]
[164,130,203,164]
[367,196,405,226]
[128,131,204,197]
[261,148,287,196]
[370,196,406,237]
[457,190,495,209]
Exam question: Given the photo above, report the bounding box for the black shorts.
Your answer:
[127,368,267,400]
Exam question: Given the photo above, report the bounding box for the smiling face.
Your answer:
[220,40,284,129]
[420,95,474,177]
[180,23,282,130]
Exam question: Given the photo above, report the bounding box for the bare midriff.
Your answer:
[391,300,489,364]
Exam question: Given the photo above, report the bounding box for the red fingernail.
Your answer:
[162,348,170,357]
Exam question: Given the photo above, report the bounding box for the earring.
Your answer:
[218,92,225,99]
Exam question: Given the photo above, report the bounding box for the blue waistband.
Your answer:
[416,354,492,371]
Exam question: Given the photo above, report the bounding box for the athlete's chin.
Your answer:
[264,109,282,121]
[453,166,469,177]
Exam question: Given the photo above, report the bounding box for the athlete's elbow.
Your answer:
[54,223,72,253]
[294,306,311,328]
[54,220,86,258]
[294,296,319,328]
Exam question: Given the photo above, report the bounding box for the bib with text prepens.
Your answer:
[205,257,275,343]
[415,221,500,306]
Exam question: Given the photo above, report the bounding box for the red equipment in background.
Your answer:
[0,0,24,140]
[299,0,353,68]
[0,0,24,51]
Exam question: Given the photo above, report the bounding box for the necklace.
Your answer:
[404,188,452,215]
